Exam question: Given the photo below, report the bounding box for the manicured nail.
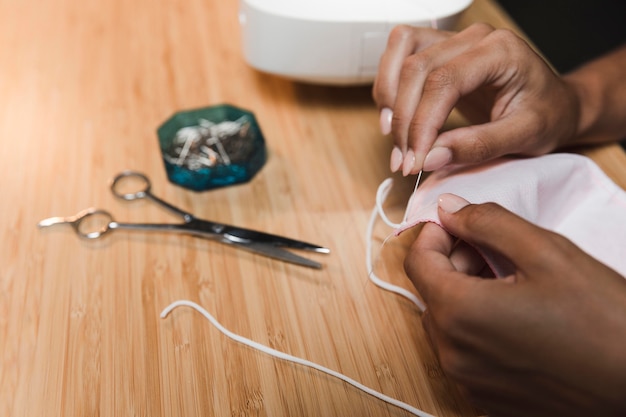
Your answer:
[423,147,452,171]
[438,193,470,213]
[402,149,416,176]
[390,146,403,172]
[379,107,393,135]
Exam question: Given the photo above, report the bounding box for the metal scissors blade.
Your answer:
[219,224,330,253]
[222,237,325,269]
[175,218,330,269]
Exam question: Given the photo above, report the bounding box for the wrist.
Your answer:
[562,45,626,146]
[562,71,602,145]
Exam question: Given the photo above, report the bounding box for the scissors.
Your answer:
[38,171,330,269]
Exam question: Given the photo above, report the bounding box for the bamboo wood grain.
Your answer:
[1,1,624,416]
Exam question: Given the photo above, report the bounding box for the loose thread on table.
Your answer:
[160,300,436,417]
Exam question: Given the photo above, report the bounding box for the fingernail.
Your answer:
[423,147,452,171]
[438,193,470,213]
[390,147,403,172]
[379,107,393,135]
[402,149,416,176]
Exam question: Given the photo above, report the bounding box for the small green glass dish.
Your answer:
[157,104,267,191]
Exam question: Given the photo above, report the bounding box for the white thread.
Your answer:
[367,173,426,312]
[366,208,426,312]
[161,300,435,417]
[374,172,422,228]
[375,178,402,229]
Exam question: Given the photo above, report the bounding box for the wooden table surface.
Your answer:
[2,1,625,416]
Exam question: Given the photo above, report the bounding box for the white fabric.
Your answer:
[395,153,626,277]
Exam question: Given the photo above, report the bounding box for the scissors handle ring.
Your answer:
[71,208,115,239]
[111,171,152,200]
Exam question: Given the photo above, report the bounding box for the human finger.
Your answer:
[390,23,495,175]
[428,114,557,170]
[404,221,461,304]
[374,26,448,172]
[437,193,557,277]
[373,25,447,119]
[404,29,540,174]
[449,240,489,276]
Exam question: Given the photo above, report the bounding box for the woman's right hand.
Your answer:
[373,23,581,175]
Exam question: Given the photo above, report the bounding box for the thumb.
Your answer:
[437,193,549,275]
[430,116,554,170]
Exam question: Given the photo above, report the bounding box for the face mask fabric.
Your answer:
[395,153,626,278]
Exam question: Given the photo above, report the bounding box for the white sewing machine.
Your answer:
[239,0,473,85]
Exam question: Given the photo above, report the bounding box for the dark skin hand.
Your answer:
[374,21,626,415]
[405,193,626,417]
[373,23,626,175]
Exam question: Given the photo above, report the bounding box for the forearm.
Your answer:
[563,44,626,146]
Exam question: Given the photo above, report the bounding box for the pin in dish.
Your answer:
[157,104,267,191]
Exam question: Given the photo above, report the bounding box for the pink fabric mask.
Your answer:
[394,153,626,278]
